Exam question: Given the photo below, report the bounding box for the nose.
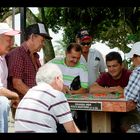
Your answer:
[73,58,78,63]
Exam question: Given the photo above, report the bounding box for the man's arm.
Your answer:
[69,87,88,94]
[12,78,30,96]
[63,120,80,133]
[90,82,110,94]
[0,87,19,100]
[90,82,124,94]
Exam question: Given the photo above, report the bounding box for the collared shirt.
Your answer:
[0,55,8,89]
[124,66,140,110]
[50,57,88,89]
[6,42,41,98]
[80,48,106,86]
[15,82,73,133]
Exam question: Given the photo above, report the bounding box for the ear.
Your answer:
[30,34,34,40]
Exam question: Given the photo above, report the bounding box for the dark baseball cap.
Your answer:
[77,29,92,41]
[25,23,52,40]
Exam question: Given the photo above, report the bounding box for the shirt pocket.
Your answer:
[92,60,100,68]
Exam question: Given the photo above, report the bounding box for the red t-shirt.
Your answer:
[96,68,132,88]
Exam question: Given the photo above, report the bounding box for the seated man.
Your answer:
[14,63,80,133]
[49,42,89,131]
[49,42,88,94]
[124,42,140,132]
[90,51,134,132]
[0,23,19,133]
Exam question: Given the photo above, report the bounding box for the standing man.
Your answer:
[76,29,106,132]
[76,28,106,86]
[6,23,52,118]
[0,23,19,133]
[14,63,80,133]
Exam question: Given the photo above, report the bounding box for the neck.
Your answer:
[26,40,34,54]
[113,71,122,80]
[82,52,88,61]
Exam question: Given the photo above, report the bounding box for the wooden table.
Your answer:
[66,93,135,133]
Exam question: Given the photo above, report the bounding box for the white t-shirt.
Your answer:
[80,48,106,86]
[14,82,73,133]
[0,55,8,89]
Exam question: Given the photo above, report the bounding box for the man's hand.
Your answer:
[108,86,124,94]
[62,85,70,94]
[126,100,136,110]
[11,98,20,108]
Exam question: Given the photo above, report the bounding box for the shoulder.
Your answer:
[123,68,132,75]
[89,48,104,58]
[6,47,20,61]
[90,48,102,54]
[97,72,112,81]
[77,61,88,71]
[133,66,140,75]
[49,57,64,64]
[100,72,109,77]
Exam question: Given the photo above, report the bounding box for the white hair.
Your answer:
[36,63,63,84]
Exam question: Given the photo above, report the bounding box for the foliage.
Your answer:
[1,7,140,65]
[44,7,140,54]
[0,7,55,63]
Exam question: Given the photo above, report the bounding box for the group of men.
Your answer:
[1,21,140,133]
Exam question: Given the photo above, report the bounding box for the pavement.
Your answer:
[8,109,15,133]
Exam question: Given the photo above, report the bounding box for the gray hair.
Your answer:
[36,63,63,84]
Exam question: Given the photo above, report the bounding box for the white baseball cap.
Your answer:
[125,42,140,58]
[0,23,20,36]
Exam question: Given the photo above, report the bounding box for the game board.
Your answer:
[65,92,124,101]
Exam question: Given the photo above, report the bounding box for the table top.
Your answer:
[65,93,134,112]
[65,92,125,101]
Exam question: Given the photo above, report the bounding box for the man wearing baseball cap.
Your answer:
[124,42,140,132]
[76,28,106,86]
[0,22,19,133]
[0,23,20,51]
[6,23,52,118]
[76,28,106,132]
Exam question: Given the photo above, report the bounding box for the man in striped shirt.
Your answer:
[49,42,88,94]
[14,63,80,133]
[49,43,88,132]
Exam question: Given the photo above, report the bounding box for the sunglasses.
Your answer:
[80,42,91,46]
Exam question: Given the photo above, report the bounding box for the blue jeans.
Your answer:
[0,96,10,133]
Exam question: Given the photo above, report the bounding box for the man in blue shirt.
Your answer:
[124,41,140,132]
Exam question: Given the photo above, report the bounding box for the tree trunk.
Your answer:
[43,40,55,63]
[39,7,55,63]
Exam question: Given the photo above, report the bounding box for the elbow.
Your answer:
[89,85,97,94]
[13,79,22,92]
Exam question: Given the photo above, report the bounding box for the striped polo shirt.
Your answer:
[50,58,88,89]
[14,82,73,133]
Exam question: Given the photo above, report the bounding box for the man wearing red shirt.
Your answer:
[6,23,52,118]
[89,51,135,132]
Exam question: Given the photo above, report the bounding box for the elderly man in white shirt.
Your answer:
[0,23,19,133]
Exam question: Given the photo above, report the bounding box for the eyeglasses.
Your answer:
[80,42,91,46]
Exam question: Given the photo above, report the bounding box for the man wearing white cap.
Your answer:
[0,23,20,51]
[124,41,140,132]
[0,22,20,133]
[125,42,140,110]
[6,23,52,118]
